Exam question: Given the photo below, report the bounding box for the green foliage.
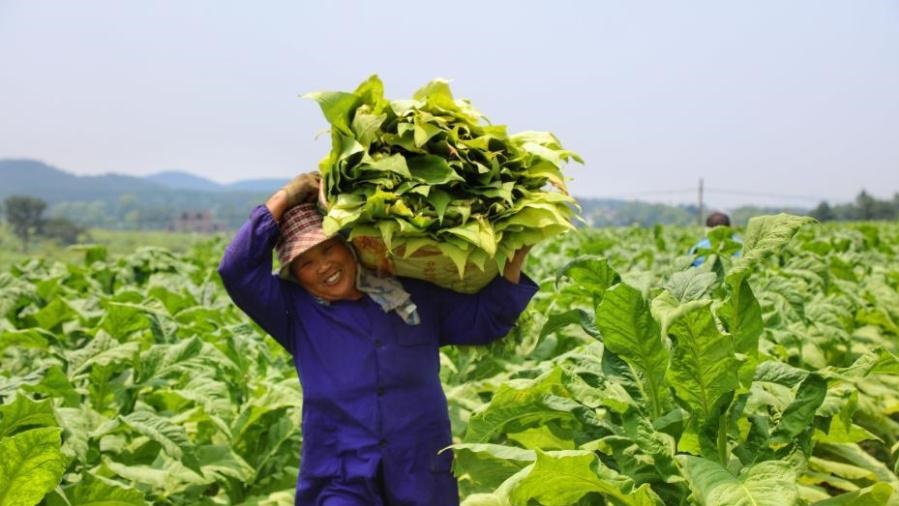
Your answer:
[810,190,899,222]
[2,216,899,505]
[0,428,65,506]
[308,75,582,274]
[3,195,46,251]
[40,217,84,245]
[0,224,210,273]
[449,216,899,505]
[679,456,799,506]
[0,243,299,505]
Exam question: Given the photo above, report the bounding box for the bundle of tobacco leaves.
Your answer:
[305,75,582,277]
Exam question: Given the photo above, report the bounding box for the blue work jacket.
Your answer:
[218,206,538,504]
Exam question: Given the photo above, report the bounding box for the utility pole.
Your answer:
[698,178,704,227]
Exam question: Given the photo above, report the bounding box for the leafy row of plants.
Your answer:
[0,244,303,505]
[442,218,899,505]
[1,218,898,505]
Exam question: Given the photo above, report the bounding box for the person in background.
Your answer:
[690,211,741,267]
[217,172,537,506]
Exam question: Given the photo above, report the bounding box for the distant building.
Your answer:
[169,210,222,233]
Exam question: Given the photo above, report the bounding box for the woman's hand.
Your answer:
[502,245,532,284]
[267,172,320,221]
[282,172,321,208]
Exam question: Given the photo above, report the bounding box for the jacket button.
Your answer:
[379,439,387,448]
[374,339,382,348]
[377,387,384,396]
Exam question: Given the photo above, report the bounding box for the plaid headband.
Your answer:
[275,203,330,279]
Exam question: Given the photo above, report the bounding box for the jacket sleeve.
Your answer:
[218,205,294,354]
[427,273,539,346]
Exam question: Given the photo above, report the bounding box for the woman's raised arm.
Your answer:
[218,190,294,353]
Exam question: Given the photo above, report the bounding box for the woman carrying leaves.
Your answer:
[218,172,537,506]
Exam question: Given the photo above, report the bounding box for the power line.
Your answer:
[581,188,696,199]
[705,188,824,202]
[580,187,827,203]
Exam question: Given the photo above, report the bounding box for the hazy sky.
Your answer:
[1,1,897,208]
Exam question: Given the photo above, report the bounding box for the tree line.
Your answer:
[809,191,899,222]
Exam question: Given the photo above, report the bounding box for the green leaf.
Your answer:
[811,483,895,505]
[425,188,452,223]
[657,298,737,422]
[303,90,360,136]
[506,426,575,451]
[450,443,535,493]
[814,415,879,444]
[351,110,386,147]
[459,494,507,506]
[443,219,496,257]
[814,443,899,485]
[0,328,52,352]
[413,121,442,147]
[555,255,621,306]
[595,284,669,417]
[70,340,139,376]
[808,455,878,481]
[100,301,156,338]
[727,214,814,285]
[718,278,763,358]
[21,366,79,407]
[134,336,204,385]
[435,241,471,279]
[33,298,76,331]
[680,456,798,506]
[0,393,57,438]
[49,473,148,506]
[101,457,170,489]
[120,411,200,473]
[234,490,295,506]
[362,153,412,179]
[509,449,663,506]
[540,309,600,339]
[463,368,585,444]
[196,444,255,481]
[769,374,827,445]
[406,155,465,184]
[664,269,717,303]
[0,427,66,506]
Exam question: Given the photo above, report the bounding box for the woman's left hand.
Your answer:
[502,245,532,284]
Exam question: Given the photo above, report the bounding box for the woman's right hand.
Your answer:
[281,172,321,208]
[267,172,320,221]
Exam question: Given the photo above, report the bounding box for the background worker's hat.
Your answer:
[275,203,330,280]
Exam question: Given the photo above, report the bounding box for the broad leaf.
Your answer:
[0,393,57,438]
[727,214,814,285]
[48,473,147,506]
[656,298,737,422]
[595,283,670,417]
[680,456,798,506]
[510,449,663,506]
[0,427,66,506]
[120,411,201,473]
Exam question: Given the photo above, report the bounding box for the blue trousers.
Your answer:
[296,461,459,506]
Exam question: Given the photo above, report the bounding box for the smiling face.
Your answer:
[291,237,363,302]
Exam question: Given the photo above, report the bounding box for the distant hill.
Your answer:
[0,158,811,230]
[0,159,271,229]
[225,178,290,192]
[145,170,288,193]
[0,159,166,203]
[145,171,222,192]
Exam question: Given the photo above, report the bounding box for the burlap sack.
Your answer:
[350,235,498,294]
[319,185,498,293]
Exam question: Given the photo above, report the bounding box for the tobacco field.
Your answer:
[2,216,899,505]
